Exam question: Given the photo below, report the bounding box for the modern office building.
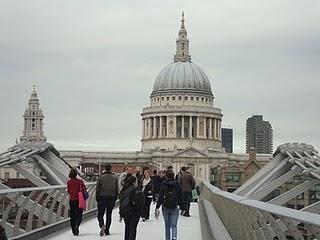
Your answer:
[222,128,233,153]
[246,115,273,154]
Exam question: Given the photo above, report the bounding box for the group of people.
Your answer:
[67,164,196,240]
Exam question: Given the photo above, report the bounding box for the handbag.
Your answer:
[78,191,86,210]
[192,189,199,201]
[81,181,89,200]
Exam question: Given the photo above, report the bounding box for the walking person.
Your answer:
[67,169,85,236]
[96,164,119,236]
[155,170,182,240]
[151,169,161,201]
[119,176,144,240]
[180,167,195,217]
[118,166,129,192]
[141,171,154,221]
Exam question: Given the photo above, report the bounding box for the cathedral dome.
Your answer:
[152,61,212,96]
[151,12,213,97]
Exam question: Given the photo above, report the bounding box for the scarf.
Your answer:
[142,178,151,192]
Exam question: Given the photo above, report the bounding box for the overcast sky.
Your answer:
[0,0,319,154]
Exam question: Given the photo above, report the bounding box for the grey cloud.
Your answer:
[0,0,320,153]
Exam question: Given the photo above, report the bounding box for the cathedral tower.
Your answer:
[20,85,46,142]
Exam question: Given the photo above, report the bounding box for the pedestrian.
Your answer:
[155,170,182,240]
[0,224,7,240]
[96,164,119,236]
[180,167,195,217]
[118,166,129,192]
[151,169,161,201]
[141,171,154,221]
[160,170,166,184]
[177,166,186,215]
[135,167,143,186]
[119,175,144,240]
[67,168,85,236]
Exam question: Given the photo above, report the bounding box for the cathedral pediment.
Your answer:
[174,147,208,158]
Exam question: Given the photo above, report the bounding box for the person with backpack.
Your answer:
[155,170,182,240]
[151,169,161,201]
[96,164,119,236]
[67,169,85,236]
[119,175,144,240]
[141,171,154,221]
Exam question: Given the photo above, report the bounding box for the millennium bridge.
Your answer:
[1,142,320,240]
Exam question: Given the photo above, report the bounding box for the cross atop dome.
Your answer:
[174,11,191,62]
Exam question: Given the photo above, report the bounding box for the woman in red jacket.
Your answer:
[67,169,84,236]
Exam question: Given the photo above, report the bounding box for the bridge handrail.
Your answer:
[203,181,320,226]
[201,181,320,239]
[0,182,96,195]
[0,182,97,239]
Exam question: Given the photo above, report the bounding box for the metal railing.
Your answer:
[0,183,97,239]
[200,181,320,240]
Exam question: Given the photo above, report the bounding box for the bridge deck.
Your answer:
[45,203,200,240]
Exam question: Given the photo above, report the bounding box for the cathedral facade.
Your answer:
[18,14,271,182]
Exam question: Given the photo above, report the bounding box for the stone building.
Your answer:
[3,13,272,183]
[59,13,271,181]
[20,85,46,143]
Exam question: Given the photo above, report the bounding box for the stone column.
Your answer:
[159,116,163,138]
[215,119,218,140]
[166,116,170,137]
[148,118,152,139]
[181,116,185,138]
[173,116,177,138]
[196,116,200,138]
[153,117,157,138]
[189,116,192,137]
[209,118,212,139]
[218,120,221,140]
[204,117,207,139]
[213,118,216,139]
[142,118,145,138]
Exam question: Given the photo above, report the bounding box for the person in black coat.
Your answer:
[151,169,161,201]
[119,176,141,240]
[141,171,154,221]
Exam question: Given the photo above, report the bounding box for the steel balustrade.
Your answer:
[0,183,97,238]
[200,181,320,240]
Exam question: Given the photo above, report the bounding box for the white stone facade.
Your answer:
[20,85,46,143]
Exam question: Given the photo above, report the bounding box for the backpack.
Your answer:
[131,187,145,212]
[163,184,178,209]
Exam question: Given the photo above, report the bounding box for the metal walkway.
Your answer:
[45,204,200,240]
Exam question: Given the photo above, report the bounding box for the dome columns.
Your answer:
[142,115,222,141]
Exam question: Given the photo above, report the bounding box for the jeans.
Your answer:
[97,196,116,231]
[124,215,140,240]
[142,197,152,219]
[182,191,192,214]
[162,206,179,240]
[69,200,83,233]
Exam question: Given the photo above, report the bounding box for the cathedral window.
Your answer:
[167,97,169,100]
[178,96,182,100]
[172,96,175,100]
[185,96,188,100]
[196,97,199,101]
[162,97,164,101]
[191,97,194,101]
[201,98,204,102]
